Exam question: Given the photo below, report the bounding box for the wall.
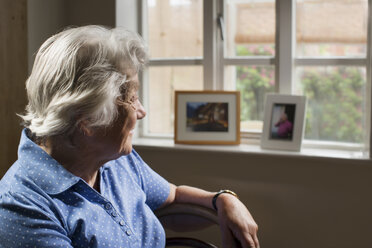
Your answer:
[0,0,28,176]
[28,0,115,72]
[115,0,138,32]
[27,0,65,72]
[134,145,372,248]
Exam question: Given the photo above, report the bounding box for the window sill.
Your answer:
[133,137,369,160]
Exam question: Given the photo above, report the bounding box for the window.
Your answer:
[139,0,371,151]
[294,0,368,145]
[222,0,276,134]
[141,0,203,136]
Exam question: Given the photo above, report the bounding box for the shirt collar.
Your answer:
[17,129,80,195]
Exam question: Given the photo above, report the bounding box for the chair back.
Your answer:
[155,203,220,248]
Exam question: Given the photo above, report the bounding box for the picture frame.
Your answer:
[175,91,240,145]
[261,94,306,151]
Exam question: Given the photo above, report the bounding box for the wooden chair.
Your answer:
[155,203,220,248]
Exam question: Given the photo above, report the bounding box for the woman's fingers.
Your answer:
[220,219,235,247]
[253,233,260,248]
[233,228,258,248]
[217,193,260,248]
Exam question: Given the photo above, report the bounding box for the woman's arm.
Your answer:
[161,184,260,248]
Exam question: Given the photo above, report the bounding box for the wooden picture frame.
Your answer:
[261,94,307,151]
[175,91,240,145]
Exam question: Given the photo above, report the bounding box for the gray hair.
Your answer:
[20,25,148,138]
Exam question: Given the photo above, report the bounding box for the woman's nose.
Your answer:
[136,100,146,119]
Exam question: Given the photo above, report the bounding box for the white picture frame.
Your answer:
[175,91,240,145]
[261,94,306,151]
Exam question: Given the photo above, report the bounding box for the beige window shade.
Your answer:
[234,2,276,44]
[235,0,367,44]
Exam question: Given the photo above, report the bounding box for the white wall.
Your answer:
[115,0,138,32]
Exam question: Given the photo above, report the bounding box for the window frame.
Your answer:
[137,0,372,155]
[138,0,205,138]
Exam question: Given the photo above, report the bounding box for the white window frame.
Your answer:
[135,0,372,155]
[289,0,371,153]
[138,0,205,138]
[216,0,276,139]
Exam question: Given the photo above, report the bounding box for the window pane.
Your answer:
[147,0,203,58]
[295,66,366,143]
[225,0,276,57]
[147,66,203,134]
[225,65,275,131]
[296,0,368,57]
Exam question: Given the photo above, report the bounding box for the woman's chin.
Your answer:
[117,133,134,156]
[118,143,133,156]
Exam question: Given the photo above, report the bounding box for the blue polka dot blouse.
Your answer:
[0,129,170,247]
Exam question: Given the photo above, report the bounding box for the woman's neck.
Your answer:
[38,134,105,190]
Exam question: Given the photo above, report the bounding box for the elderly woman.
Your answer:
[0,26,259,248]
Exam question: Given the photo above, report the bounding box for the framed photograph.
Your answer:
[261,94,306,151]
[175,91,240,145]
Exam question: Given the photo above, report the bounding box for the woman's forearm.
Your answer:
[163,183,216,209]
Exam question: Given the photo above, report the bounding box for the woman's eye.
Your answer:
[130,95,138,103]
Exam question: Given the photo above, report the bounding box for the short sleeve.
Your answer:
[130,150,170,210]
[0,193,73,248]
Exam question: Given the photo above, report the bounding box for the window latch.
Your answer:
[217,14,225,41]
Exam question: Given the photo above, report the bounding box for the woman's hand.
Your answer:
[163,185,259,247]
[216,193,260,248]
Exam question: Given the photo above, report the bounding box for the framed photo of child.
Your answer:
[261,94,306,151]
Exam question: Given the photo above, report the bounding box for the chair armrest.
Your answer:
[155,203,219,232]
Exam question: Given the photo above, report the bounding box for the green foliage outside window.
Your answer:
[301,67,365,143]
[236,45,365,143]
[236,45,275,122]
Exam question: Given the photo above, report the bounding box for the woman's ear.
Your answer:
[78,120,94,136]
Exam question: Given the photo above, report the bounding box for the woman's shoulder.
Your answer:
[0,160,55,209]
[0,161,23,195]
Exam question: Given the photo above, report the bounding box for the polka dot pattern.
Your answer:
[0,129,170,247]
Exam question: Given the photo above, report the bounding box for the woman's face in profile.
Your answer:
[89,73,146,159]
[117,73,146,155]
